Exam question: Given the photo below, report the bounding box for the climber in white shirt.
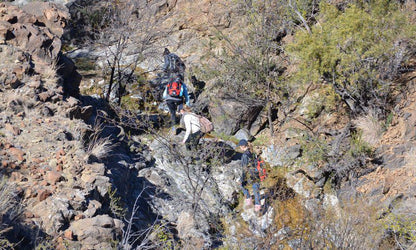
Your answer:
[179,105,203,150]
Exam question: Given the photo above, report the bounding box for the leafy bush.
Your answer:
[287,0,416,115]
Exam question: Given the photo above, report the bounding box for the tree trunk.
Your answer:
[106,58,117,102]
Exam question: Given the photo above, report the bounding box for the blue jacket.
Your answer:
[163,82,190,106]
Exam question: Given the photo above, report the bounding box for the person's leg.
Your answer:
[252,183,261,205]
[240,184,250,199]
[185,136,192,151]
[253,182,262,212]
[166,101,177,127]
[188,131,203,150]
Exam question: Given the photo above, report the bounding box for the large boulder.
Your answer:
[67,215,123,249]
[208,92,264,136]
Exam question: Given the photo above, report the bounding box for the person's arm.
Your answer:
[182,115,191,144]
[162,86,168,99]
[181,84,190,106]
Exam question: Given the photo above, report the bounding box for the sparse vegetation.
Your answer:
[0,176,19,249]
[84,120,117,163]
[108,186,126,218]
[353,112,384,146]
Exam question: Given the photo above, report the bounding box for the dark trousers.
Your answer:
[166,100,183,126]
[185,130,203,151]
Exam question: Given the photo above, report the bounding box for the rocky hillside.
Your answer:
[0,0,415,249]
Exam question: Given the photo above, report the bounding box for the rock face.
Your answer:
[137,134,244,247]
[208,91,264,135]
[0,1,80,96]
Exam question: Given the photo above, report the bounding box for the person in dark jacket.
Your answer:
[238,139,261,212]
[163,48,186,80]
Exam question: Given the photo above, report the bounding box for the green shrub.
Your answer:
[107,186,126,218]
[299,133,329,165]
[384,214,416,247]
[287,0,416,114]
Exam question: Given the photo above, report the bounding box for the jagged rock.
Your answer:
[30,195,75,235]
[41,105,54,116]
[57,54,81,97]
[4,123,21,136]
[67,105,93,122]
[249,108,270,136]
[0,2,80,96]
[21,2,69,37]
[66,96,81,107]
[240,205,275,237]
[84,200,102,218]
[261,144,301,167]
[8,147,24,161]
[67,215,123,249]
[286,172,318,199]
[174,211,207,249]
[144,137,244,245]
[46,170,63,184]
[208,92,264,135]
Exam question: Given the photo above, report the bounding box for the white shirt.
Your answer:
[182,113,200,143]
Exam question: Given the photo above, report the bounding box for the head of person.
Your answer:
[237,139,249,151]
[163,48,170,56]
[180,105,192,114]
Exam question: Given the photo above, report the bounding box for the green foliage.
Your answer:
[348,131,373,157]
[120,95,142,112]
[35,238,55,250]
[287,0,416,113]
[384,214,416,244]
[81,83,103,97]
[252,134,271,147]
[384,111,394,130]
[0,238,14,249]
[299,133,329,165]
[107,186,126,218]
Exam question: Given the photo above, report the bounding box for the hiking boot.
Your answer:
[254,204,262,212]
[244,198,253,207]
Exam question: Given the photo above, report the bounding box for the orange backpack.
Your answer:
[167,80,182,97]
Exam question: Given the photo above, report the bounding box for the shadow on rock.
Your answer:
[199,140,239,164]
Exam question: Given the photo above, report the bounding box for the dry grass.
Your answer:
[84,121,117,162]
[87,136,115,161]
[353,112,384,146]
[41,59,61,88]
[0,177,17,216]
[298,197,384,249]
[0,176,19,248]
